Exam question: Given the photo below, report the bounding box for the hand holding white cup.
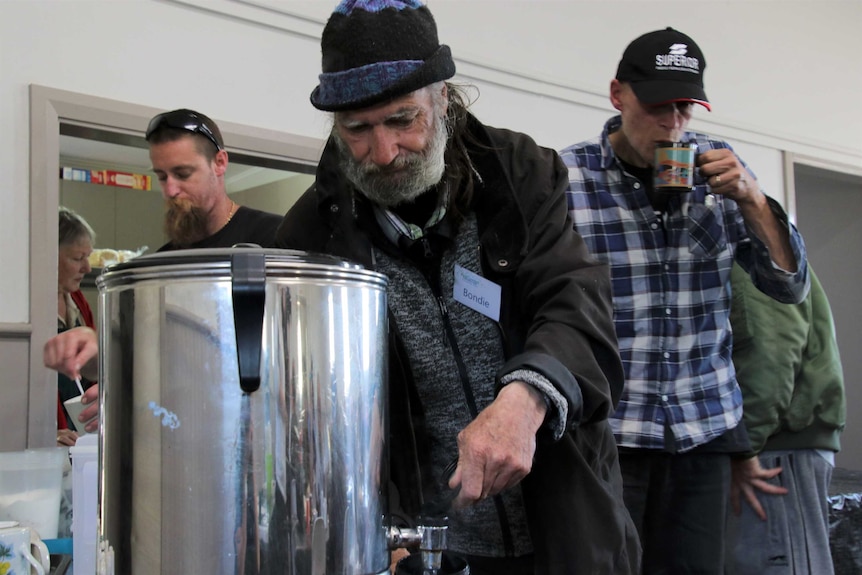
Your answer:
[63,395,93,434]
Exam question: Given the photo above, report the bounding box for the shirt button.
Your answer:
[633,182,641,190]
[651,222,659,230]
[663,351,670,359]
[665,308,671,315]
[661,395,669,402]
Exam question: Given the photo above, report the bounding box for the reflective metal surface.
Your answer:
[96,248,389,574]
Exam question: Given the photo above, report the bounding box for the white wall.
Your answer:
[2,0,861,323]
[431,0,862,154]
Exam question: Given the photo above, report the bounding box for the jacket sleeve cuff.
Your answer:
[496,351,585,433]
[499,369,567,440]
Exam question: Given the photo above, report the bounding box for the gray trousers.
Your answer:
[726,449,834,575]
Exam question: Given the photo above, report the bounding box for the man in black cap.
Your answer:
[276,1,640,573]
[559,28,809,574]
[145,108,283,250]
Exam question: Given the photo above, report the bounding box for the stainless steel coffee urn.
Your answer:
[96,248,392,574]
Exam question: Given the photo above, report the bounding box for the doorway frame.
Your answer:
[782,151,862,225]
[28,85,323,446]
[784,150,862,471]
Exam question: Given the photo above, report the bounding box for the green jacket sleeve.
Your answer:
[730,263,845,453]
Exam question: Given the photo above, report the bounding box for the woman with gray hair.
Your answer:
[54,206,98,446]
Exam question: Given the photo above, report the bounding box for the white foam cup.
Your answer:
[63,395,92,434]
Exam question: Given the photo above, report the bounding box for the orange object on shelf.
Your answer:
[61,167,151,191]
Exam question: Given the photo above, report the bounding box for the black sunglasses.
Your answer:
[145,110,224,151]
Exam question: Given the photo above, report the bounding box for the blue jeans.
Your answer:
[619,448,731,575]
[725,449,834,575]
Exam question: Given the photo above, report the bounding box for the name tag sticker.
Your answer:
[453,264,501,321]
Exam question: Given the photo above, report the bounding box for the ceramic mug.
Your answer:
[0,520,50,575]
[654,141,698,193]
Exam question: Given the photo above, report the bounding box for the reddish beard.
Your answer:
[164,197,210,247]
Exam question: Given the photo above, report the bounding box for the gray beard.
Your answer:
[333,114,448,208]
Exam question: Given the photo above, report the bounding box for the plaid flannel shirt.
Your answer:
[560,115,808,453]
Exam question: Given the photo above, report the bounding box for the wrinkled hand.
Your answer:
[56,428,78,447]
[698,149,758,204]
[450,382,547,508]
[699,148,797,270]
[45,327,101,432]
[43,326,98,380]
[730,456,788,520]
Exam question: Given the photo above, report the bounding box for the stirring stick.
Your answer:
[75,375,85,396]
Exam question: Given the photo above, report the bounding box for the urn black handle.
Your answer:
[231,251,266,393]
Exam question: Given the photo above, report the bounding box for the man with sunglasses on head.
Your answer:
[43,110,285,451]
[145,108,283,251]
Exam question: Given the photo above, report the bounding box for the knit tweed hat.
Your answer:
[616,27,711,111]
[310,0,456,111]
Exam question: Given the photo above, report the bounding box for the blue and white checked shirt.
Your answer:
[560,115,808,453]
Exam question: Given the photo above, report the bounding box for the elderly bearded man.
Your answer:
[274,1,640,574]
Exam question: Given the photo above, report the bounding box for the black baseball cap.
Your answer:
[616,27,711,111]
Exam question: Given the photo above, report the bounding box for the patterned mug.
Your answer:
[0,520,50,575]
[654,141,698,193]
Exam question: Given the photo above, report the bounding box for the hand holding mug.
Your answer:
[696,149,757,202]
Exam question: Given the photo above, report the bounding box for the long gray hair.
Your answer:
[439,82,479,223]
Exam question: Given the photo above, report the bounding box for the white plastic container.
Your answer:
[70,434,98,575]
[0,447,66,539]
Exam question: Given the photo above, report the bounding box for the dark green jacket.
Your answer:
[730,263,845,454]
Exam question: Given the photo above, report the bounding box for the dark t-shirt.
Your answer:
[157,206,284,251]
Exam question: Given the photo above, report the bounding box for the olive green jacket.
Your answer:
[730,263,845,455]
